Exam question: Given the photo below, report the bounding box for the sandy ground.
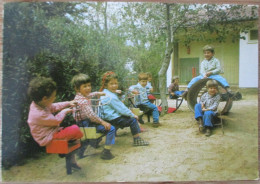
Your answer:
[2,90,258,182]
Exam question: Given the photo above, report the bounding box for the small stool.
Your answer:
[46,139,81,174]
[77,127,104,158]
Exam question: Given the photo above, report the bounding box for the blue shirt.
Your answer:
[129,83,149,105]
[100,89,135,121]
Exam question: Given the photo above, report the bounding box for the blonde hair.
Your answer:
[138,73,148,81]
[206,79,218,88]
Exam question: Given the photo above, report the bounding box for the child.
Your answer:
[99,71,149,146]
[129,73,160,127]
[168,76,184,99]
[194,79,221,137]
[182,45,232,98]
[71,73,116,160]
[27,76,83,169]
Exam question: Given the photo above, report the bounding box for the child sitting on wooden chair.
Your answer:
[168,76,185,99]
[27,76,83,169]
[71,73,116,160]
[194,79,221,137]
[129,73,160,127]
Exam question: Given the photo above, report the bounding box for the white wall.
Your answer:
[239,32,258,88]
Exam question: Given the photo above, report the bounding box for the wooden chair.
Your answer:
[127,92,153,123]
[74,102,106,159]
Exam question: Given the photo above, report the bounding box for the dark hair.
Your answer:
[171,76,179,83]
[206,79,218,88]
[28,77,57,103]
[71,73,91,90]
[138,73,148,81]
[100,71,118,91]
[203,45,215,53]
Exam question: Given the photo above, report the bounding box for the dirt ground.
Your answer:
[1,89,259,182]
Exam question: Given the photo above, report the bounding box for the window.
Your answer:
[248,29,258,43]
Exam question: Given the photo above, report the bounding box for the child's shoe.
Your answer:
[100,149,115,160]
[205,128,211,137]
[152,122,162,128]
[133,137,149,146]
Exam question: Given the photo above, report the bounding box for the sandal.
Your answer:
[133,137,149,146]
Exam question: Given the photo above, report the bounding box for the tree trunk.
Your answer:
[158,4,173,115]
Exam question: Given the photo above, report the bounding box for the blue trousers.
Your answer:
[187,74,229,89]
[140,101,159,123]
[169,90,184,99]
[81,120,116,145]
[108,116,141,136]
[194,103,216,127]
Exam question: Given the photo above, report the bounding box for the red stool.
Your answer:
[46,139,81,174]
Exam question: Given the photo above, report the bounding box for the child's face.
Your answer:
[78,83,92,97]
[204,50,214,61]
[107,78,118,93]
[208,87,218,96]
[42,90,56,107]
[139,79,147,87]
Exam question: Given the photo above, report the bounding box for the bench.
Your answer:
[46,139,81,175]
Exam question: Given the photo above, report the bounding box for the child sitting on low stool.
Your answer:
[27,77,83,169]
[100,71,149,146]
[168,76,184,99]
[129,73,160,127]
[71,73,116,160]
[194,79,221,137]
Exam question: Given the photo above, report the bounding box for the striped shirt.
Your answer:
[73,92,103,123]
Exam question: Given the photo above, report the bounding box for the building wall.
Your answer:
[168,38,240,86]
[239,32,258,88]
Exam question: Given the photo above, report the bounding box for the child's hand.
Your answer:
[132,90,139,95]
[134,115,139,120]
[97,92,106,96]
[69,100,78,107]
[202,108,209,112]
[206,72,212,77]
[101,121,111,131]
[115,90,122,94]
[171,92,175,96]
[63,108,73,114]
